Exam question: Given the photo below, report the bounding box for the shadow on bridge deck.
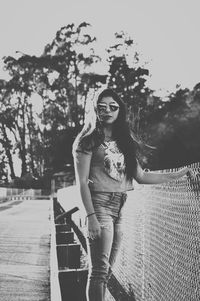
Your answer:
[0,198,51,301]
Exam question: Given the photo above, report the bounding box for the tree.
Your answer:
[106,31,154,133]
[144,86,200,169]
[1,23,107,177]
[0,150,8,183]
[0,79,16,179]
[40,23,107,172]
[2,55,45,177]
[42,22,104,127]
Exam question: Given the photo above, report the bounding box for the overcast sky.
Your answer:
[0,0,200,96]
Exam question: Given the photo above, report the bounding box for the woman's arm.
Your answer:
[134,161,190,185]
[74,151,95,214]
[73,151,101,238]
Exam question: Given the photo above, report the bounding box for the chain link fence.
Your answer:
[109,163,200,301]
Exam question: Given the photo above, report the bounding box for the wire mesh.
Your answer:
[111,163,200,301]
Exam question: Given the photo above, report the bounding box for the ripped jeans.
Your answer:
[86,191,127,301]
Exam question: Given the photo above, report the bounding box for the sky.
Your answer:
[0,0,200,96]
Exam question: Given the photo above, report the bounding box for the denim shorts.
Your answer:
[90,191,127,228]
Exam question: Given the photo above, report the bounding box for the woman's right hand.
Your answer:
[87,214,101,240]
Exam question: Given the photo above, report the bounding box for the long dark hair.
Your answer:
[73,88,140,181]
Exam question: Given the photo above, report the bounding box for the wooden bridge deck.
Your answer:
[0,198,51,301]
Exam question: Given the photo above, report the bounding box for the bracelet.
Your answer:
[86,212,96,218]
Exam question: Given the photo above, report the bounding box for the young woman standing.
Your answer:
[73,89,189,301]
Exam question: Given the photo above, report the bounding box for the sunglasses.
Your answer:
[97,103,120,113]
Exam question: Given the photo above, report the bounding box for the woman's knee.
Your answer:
[90,252,110,281]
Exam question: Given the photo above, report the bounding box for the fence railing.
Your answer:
[0,188,50,202]
[52,197,88,301]
[109,162,200,301]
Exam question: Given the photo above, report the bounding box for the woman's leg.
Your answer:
[107,215,124,282]
[107,193,127,283]
[87,223,114,301]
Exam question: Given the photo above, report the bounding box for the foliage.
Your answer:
[145,88,200,169]
[0,23,200,183]
[106,31,163,134]
[0,150,8,183]
[0,22,106,180]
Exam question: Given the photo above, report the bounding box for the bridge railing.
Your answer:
[52,197,89,301]
[109,162,200,301]
[0,188,50,202]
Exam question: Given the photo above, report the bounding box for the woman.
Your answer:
[72,88,189,301]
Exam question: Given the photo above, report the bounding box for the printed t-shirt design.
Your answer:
[102,141,126,181]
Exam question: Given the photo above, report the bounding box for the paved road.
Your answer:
[0,198,51,301]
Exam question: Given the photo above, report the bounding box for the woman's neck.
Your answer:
[103,125,113,139]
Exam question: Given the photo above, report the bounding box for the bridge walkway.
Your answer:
[0,198,51,301]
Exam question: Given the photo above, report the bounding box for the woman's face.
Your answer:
[97,96,120,125]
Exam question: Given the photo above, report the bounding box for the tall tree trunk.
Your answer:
[17,99,27,177]
[27,104,36,176]
[1,124,16,179]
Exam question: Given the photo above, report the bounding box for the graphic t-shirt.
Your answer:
[73,140,134,192]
